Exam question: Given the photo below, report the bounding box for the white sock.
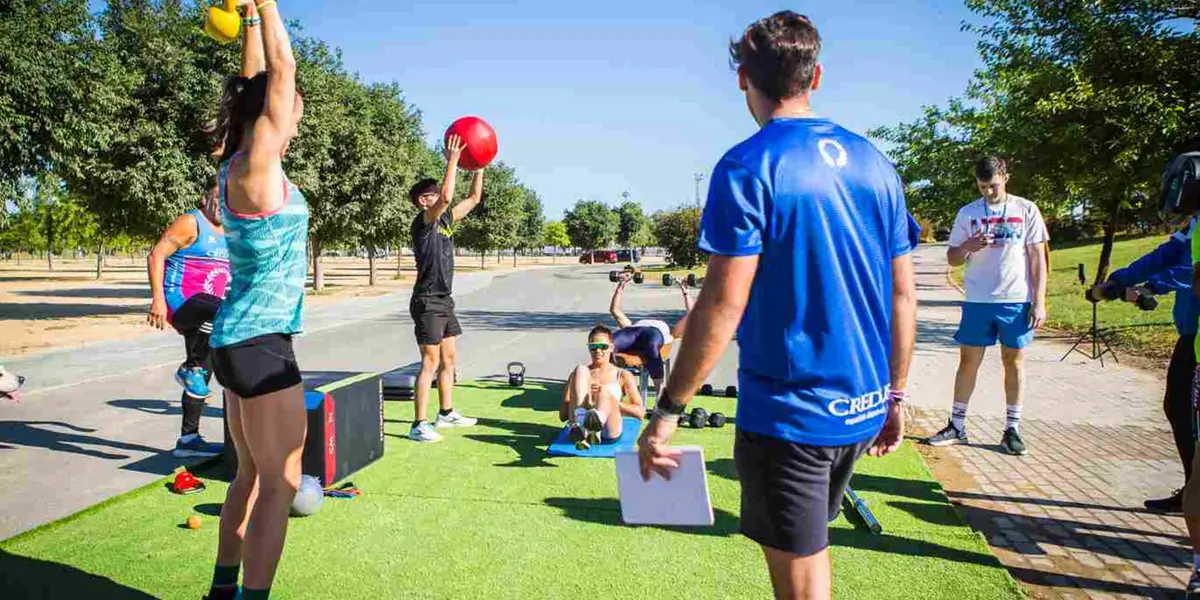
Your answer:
[1006,405,1023,432]
[951,403,969,432]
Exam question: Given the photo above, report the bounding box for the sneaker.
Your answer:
[568,423,589,451]
[583,409,604,447]
[926,421,968,447]
[175,366,211,399]
[1145,489,1184,513]
[434,410,478,428]
[1001,428,1028,456]
[1187,569,1200,598]
[173,435,223,458]
[408,422,443,443]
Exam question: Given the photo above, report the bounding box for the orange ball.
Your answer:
[186,515,202,530]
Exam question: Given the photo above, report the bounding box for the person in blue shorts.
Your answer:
[636,12,916,599]
[925,157,1049,456]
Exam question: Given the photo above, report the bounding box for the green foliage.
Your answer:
[630,221,657,250]
[615,201,648,248]
[455,161,524,259]
[653,206,706,269]
[543,220,570,250]
[516,190,545,251]
[563,200,618,251]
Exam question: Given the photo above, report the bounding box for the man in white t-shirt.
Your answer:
[926,156,1049,456]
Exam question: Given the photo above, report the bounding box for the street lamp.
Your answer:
[694,173,705,207]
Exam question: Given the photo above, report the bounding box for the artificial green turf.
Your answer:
[1,382,1022,599]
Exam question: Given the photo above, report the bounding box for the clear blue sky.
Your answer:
[165,1,980,219]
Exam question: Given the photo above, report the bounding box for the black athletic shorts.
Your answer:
[212,334,302,399]
[169,293,222,335]
[410,294,462,346]
[735,429,875,557]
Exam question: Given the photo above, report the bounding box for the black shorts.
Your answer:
[410,294,462,346]
[212,334,302,399]
[735,429,875,557]
[170,293,222,335]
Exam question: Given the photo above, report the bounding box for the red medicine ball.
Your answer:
[444,116,498,171]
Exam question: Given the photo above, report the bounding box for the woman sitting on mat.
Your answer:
[559,325,645,450]
[608,273,692,392]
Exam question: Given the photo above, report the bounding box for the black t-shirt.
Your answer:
[411,211,455,297]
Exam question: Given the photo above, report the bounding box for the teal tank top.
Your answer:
[210,157,309,348]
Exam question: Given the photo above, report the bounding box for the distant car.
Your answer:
[615,249,641,263]
[580,250,618,264]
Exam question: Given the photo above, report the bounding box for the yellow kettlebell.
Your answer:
[203,0,241,44]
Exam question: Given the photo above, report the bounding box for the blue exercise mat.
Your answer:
[547,416,642,458]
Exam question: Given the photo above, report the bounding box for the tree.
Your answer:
[543,220,571,262]
[631,221,656,251]
[513,188,545,265]
[616,201,648,248]
[563,200,619,251]
[654,206,706,268]
[455,161,524,269]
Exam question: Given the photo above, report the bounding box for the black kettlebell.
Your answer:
[689,408,709,430]
[708,412,727,428]
[507,362,526,387]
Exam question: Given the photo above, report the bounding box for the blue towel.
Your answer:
[547,416,642,458]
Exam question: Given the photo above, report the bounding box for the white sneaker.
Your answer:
[408,422,443,443]
[434,410,477,428]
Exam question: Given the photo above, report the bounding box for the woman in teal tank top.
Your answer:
[202,3,306,599]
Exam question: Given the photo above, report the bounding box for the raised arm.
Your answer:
[240,1,264,77]
[147,215,199,330]
[243,0,296,202]
[671,281,692,339]
[451,170,485,222]
[424,135,465,225]
[609,275,634,328]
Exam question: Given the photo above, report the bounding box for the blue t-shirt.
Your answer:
[698,118,912,447]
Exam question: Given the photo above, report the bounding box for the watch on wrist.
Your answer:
[655,389,686,417]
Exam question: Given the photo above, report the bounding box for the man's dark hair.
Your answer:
[729,11,821,103]
[975,156,1008,181]
[408,178,439,207]
[588,324,613,341]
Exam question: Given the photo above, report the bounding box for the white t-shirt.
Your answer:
[949,195,1049,304]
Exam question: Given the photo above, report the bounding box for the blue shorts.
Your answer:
[954,302,1034,349]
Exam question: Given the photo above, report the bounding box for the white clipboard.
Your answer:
[614,446,714,526]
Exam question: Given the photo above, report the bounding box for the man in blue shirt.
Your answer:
[1094,220,1198,512]
[637,11,917,599]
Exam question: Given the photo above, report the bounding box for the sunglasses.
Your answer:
[587,342,611,351]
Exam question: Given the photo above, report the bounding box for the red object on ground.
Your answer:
[444,116,498,170]
[171,470,205,495]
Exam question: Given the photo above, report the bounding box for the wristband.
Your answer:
[256,0,277,11]
[888,389,908,404]
[655,389,687,416]
[242,16,261,26]
[651,407,682,424]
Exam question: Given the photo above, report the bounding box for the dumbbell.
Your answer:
[624,264,636,272]
[699,383,713,396]
[725,386,737,398]
[662,273,674,286]
[633,272,644,284]
[609,271,619,282]
[708,412,727,428]
[688,408,709,430]
[687,273,698,287]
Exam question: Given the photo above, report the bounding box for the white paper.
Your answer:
[614,447,713,526]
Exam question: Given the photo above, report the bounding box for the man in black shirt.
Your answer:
[407,134,485,442]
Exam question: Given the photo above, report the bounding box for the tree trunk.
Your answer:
[368,246,377,286]
[480,250,486,270]
[95,241,104,279]
[312,238,325,292]
[397,247,403,278]
[1093,199,1122,285]
[513,247,518,267]
[46,250,53,272]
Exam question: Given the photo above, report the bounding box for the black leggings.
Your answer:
[171,294,221,436]
[613,326,666,379]
[1167,335,1197,484]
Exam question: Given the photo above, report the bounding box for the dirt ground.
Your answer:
[0,252,575,358]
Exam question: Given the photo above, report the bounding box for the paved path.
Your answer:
[0,264,739,540]
[906,244,1190,599]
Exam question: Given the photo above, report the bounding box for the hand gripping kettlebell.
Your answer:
[204,0,241,44]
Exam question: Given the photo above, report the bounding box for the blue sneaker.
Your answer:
[173,434,224,458]
[175,366,210,399]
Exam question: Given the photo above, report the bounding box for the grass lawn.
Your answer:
[1,382,1020,600]
[951,235,1179,360]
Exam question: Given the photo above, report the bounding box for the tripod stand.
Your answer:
[1060,300,1118,365]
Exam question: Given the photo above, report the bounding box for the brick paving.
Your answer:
[905,245,1191,599]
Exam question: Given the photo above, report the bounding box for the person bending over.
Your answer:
[147,182,229,458]
[560,325,645,450]
[609,274,692,392]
